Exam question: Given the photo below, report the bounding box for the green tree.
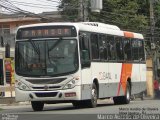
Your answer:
[89,0,149,32]
[59,0,150,31]
[155,1,160,30]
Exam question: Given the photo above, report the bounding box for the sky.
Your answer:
[9,0,59,13]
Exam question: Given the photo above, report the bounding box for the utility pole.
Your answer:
[83,0,89,22]
[150,0,155,41]
[79,0,102,22]
[78,0,89,22]
[149,0,157,80]
[78,0,83,21]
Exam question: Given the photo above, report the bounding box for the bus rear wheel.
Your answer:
[113,82,131,104]
[31,101,44,111]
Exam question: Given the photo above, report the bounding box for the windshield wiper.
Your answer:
[48,38,62,51]
[29,39,40,61]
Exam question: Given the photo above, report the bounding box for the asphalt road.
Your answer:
[0,98,160,120]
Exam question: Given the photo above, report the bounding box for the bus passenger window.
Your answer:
[131,39,139,60]
[124,39,131,60]
[99,35,108,60]
[107,36,116,60]
[138,40,145,61]
[91,34,99,60]
[115,37,124,60]
[132,39,145,61]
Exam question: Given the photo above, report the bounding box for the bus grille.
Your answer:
[26,78,66,84]
[34,92,58,97]
[32,86,61,90]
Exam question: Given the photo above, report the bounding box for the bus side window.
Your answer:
[131,38,139,61]
[124,39,131,60]
[115,37,124,60]
[107,36,116,60]
[138,40,145,61]
[91,34,99,60]
[99,34,108,60]
[131,39,145,61]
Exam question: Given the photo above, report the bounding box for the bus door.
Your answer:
[79,32,92,100]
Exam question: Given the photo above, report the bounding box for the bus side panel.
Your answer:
[131,63,146,95]
[139,63,147,92]
[90,62,109,98]
[108,63,124,97]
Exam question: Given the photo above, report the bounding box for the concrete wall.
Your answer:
[146,70,154,97]
[146,58,154,97]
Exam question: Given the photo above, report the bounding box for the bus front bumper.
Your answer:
[15,86,81,102]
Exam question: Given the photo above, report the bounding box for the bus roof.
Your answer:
[76,22,124,36]
[17,22,144,39]
[81,22,120,30]
[124,31,144,39]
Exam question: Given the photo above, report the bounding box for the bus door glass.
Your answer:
[79,32,92,100]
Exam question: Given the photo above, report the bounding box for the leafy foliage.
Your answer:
[89,0,149,32]
[58,0,160,33]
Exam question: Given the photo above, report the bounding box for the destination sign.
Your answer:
[16,26,77,39]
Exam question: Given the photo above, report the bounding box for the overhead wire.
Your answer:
[11,1,58,8]
[0,0,59,21]
[10,2,57,9]
[1,0,59,14]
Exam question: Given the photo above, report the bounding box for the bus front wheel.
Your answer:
[87,83,98,108]
[31,101,44,111]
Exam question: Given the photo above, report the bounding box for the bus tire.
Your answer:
[87,83,98,108]
[124,82,131,104]
[113,82,131,104]
[31,101,44,111]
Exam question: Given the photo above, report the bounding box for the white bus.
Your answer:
[15,22,146,111]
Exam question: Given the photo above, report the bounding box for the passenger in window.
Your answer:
[103,45,108,60]
[110,41,116,60]
[107,41,111,60]
[99,46,104,60]
[116,40,121,60]
[91,42,99,59]
[124,41,131,60]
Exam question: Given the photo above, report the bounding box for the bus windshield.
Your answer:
[15,39,78,77]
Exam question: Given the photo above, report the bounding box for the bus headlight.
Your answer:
[15,80,30,91]
[63,80,76,89]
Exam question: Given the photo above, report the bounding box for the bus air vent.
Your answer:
[34,92,58,97]
[26,78,66,84]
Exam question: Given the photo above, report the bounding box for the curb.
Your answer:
[0,97,30,106]
[0,97,15,105]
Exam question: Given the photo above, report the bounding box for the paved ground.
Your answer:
[0,97,160,120]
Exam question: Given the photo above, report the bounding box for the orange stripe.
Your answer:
[124,31,134,38]
[117,63,132,96]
